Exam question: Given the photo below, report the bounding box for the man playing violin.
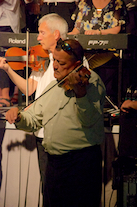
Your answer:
[5,39,106,207]
[0,13,89,198]
[0,13,68,196]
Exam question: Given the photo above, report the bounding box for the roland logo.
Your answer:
[8,38,26,44]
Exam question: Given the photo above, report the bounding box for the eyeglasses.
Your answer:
[56,38,78,59]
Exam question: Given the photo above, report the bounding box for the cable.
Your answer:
[109,189,114,207]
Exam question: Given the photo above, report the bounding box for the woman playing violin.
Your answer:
[0,0,20,107]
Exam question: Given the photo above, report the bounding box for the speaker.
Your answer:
[118,110,137,158]
[123,173,137,207]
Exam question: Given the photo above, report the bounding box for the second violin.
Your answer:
[5,45,49,71]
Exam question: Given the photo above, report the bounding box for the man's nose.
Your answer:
[37,34,41,41]
[53,60,58,68]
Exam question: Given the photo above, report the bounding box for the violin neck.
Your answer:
[5,56,26,62]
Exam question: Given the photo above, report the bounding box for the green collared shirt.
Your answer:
[16,70,106,155]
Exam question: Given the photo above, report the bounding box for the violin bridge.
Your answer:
[38,63,44,72]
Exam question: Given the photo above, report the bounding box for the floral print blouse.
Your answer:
[72,0,128,33]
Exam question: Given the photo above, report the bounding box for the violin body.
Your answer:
[28,45,49,71]
[5,45,49,71]
[60,66,91,91]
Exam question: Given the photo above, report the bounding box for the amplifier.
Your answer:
[123,172,137,207]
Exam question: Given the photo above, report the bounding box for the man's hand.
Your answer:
[67,67,90,98]
[5,107,20,124]
[120,100,133,113]
[121,100,137,113]
[85,30,100,35]
[0,57,10,72]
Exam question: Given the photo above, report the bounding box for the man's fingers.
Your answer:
[5,108,19,124]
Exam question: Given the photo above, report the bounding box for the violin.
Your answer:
[25,0,43,16]
[60,65,91,91]
[5,45,49,71]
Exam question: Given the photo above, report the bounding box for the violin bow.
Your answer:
[19,53,96,112]
[26,29,29,106]
[1,51,115,121]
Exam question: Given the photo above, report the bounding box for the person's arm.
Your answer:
[66,68,105,127]
[0,57,38,95]
[5,107,39,132]
[121,100,137,112]
[68,27,80,35]
[6,100,43,131]
[85,26,121,35]
[5,107,20,124]
[69,25,121,35]
[66,66,89,98]
[5,104,42,130]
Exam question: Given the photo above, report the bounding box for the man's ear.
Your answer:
[54,30,60,40]
[73,60,82,70]
[75,60,82,67]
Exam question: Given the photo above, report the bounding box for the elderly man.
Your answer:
[5,39,106,207]
[0,13,89,198]
[0,13,68,194]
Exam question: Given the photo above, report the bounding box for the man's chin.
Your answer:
[55,76,61,82]
[56,77,61,82]
[54,73,59,79]
[41,44,47,51]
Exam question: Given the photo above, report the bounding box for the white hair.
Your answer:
[38,13,68,40]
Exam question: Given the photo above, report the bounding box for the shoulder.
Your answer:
[89,70,102,83]
[88,70,106,91]
[29,70,44,80]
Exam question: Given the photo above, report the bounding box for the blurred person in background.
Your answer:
[0,0,20,107]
